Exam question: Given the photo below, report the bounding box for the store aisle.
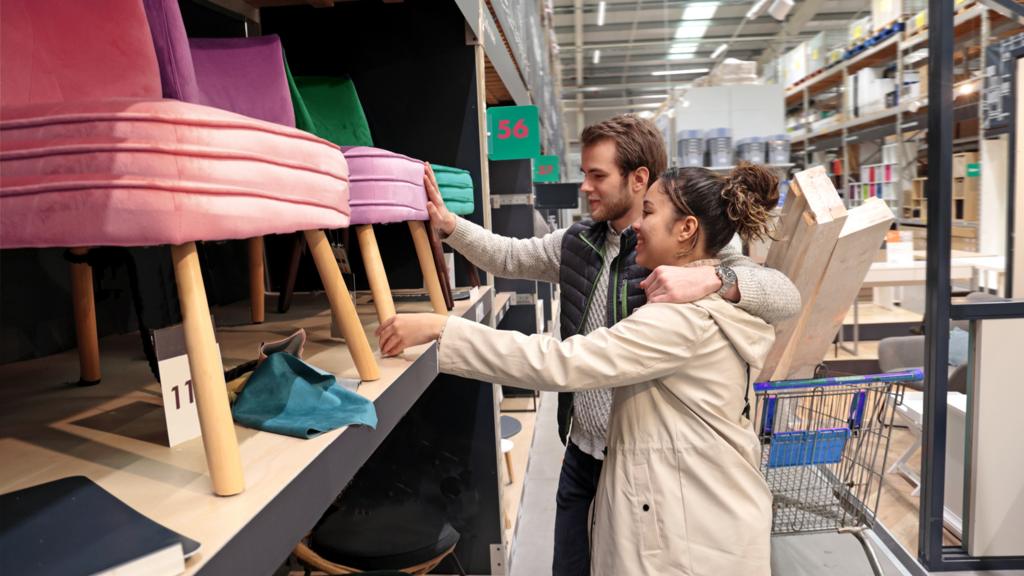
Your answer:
[508,392,561,576]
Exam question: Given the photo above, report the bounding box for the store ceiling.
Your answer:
[557,0,866,126]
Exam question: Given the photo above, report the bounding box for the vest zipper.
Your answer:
[577,233,605,335]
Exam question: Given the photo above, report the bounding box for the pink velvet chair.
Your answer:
[0,0,378,496]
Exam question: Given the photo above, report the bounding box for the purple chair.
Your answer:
[141,0,380,387]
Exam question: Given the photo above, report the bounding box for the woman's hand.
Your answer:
[376,313,448,357]
[423,162,457,237]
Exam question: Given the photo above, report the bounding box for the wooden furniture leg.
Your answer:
[248,237,265,324]
[70,247,101,385]
[277,232,304,314]
[426,223,454,310]
[355,224,396,323]
[408,221,446,314]
[305,229,380,381]
[171,242,244,497]
[463,255,481,287]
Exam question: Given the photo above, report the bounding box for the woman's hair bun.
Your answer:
[721,162,779,242]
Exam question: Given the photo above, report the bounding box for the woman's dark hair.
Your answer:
[659,162,779,255]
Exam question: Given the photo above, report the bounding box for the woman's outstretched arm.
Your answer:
[377,303,712,392]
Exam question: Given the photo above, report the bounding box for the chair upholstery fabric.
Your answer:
[189,36,296,127]
[0,0,350,250]
[1,0,162,107]
[140,0,200,102]
[293,76,373,147]
[342,147,428,225]
[1,100,349,248]
[431,164,475,216]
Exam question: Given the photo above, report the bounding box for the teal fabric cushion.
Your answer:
[432,164,474,215]
[232,353,377,438]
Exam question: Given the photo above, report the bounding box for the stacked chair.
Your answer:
[430,164,481,287]
[141,0,378,383]
[287,75,454,321]
[1,0,378,496]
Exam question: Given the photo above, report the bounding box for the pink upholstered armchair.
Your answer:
[0,0,378,496]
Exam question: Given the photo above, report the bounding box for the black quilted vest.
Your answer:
[556,219,648,444]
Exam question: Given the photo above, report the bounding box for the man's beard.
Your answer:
[594,184,633,223]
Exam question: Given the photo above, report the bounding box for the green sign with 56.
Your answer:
[533,155,560,182]
[487,105,540,161]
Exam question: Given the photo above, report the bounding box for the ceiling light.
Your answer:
[638,111,655,119]
[746,0,770,19]
[675,21,710,39]
[651,68,710,76]
[711,43,728,59]
[682,2,719,20]
[768,0,794,21]
[957,81,977,96]
[670,42,698,54]
[593,49,601,64]
[669,53,696,60]
[597,1,606,26]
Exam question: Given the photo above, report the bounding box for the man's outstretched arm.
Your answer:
[425,163,562,284]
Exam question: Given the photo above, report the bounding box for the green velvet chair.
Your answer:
[279,73,455,314]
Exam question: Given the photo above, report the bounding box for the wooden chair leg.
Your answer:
[277,232,304,314]
[426,223,454,310]
[69,248,101,385]
[248,237,265,324]
[462,254,481,288]
[171,242,244,497]
[305,229,380,382]
[355,224,396,324]
[408,221,447,314]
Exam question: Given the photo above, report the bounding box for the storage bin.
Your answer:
[768,134,792,165]
[705,128,734,168]
[737,137,766,164]
[676,130,705,167]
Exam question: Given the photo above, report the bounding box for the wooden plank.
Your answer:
[758,166,848,381]
[787,198,895,376]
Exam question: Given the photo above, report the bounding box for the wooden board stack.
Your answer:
[757,166,894,381]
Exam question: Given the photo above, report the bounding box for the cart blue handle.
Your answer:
[754,369,924,392]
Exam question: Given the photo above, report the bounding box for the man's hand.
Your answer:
[424,162,457,238]
[376,313,449,357]
[641,265,737,304]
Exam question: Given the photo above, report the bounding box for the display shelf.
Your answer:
[494,291,514,327]
[0,287,493,575]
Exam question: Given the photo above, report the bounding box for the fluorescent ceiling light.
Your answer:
[675,21,710,39]
[746,0,770,19]
[669,53,696,60]
[651,68,710,76]
[597,1,607,26]
[711,43,728,59]
[593,49,601,64]
[638,111,655,119]
[682,2,719,21]
[670,42,698,54]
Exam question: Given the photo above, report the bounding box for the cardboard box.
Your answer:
[953,152,979,178]
[850,15,873,45]
[872,0,901,31]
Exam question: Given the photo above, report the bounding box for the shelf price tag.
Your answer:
[154,321,216,447]
[487,105,540,161]
[533,155,560,183]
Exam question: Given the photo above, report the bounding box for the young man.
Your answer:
[424,114,800,576]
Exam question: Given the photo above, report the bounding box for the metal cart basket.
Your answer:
[753,369,924,575]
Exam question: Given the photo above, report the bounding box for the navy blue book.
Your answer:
[0,476,200,575]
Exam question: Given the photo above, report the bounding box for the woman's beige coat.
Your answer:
[438,296,775,575]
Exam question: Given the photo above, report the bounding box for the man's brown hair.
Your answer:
[580,114,667,187]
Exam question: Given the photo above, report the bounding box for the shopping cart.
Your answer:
[753,369,924,575]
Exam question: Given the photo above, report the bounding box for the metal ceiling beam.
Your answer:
[757,0,829,66]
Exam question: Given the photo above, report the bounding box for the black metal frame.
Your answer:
[1008,40,1024,297]
[914,1,1024,570]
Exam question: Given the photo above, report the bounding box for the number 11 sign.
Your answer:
[487,105,540,161]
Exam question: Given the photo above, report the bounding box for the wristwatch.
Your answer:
[715,264,737,297]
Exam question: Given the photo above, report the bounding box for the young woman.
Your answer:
[377,164,780,575]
